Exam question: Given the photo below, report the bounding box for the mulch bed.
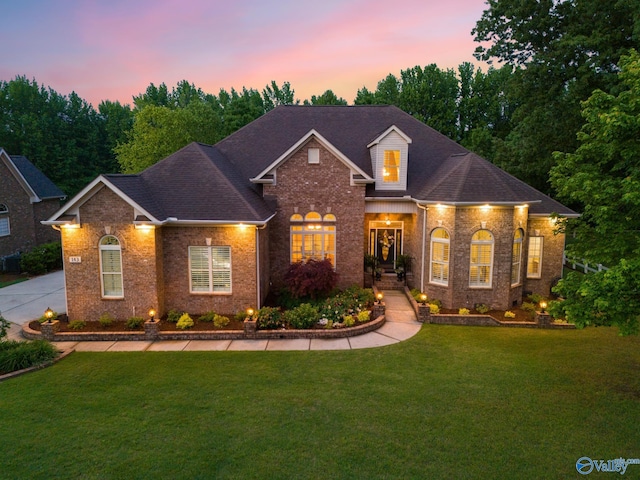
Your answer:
[29,317,246,333]
[438,307,536,323]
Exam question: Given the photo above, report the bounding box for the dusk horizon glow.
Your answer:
[2,0,490,107]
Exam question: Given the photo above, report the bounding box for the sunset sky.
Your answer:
[1,0,490,107]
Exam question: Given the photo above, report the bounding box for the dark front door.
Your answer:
[369,224,403,271]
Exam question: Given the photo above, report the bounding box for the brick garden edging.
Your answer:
[402,286,575,329]
[21,314,386,342]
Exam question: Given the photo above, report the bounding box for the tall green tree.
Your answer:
[262,81,298,110]
[303,90,347,105]
[97,100,133,173]
[549,51,640,335]
[115,101,222,173]
[473,0,640,194]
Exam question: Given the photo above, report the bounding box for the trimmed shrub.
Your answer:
[357,310,371,322]
[342,315,355,327]
[176,313,194,330]
[256,307,283,330]
[475,304,490,314]
[0,312,9,340]
[284,303,319,329]
[19,242,62,275]
[99,312,114,328]
[166,309,181,323]
[429,304,440,314]
[0,340,58,375]
[504,311,516,319]
[126,316,144,330]
[213,314,230,329]
[198,311,215,322]
[459,308,470,315]
[68,320,86,331]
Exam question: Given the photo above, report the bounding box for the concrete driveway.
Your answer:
[0,270,66,325]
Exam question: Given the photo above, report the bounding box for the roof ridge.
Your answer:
[193,143,264,220]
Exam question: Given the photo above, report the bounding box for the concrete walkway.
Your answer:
[1,272,421,350]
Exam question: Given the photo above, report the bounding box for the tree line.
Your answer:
[1,0,638,332]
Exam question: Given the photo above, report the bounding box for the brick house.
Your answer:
[0,148,66,269]
[44,106,576,321]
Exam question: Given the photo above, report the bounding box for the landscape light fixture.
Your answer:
[148,308,156,322]
[539,301,548,313]
[44,307,54,323]
[246,308,254,319]
[376,293,383,304]
[420,293,427,305]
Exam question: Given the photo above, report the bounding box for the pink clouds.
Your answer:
[0,0,489,106]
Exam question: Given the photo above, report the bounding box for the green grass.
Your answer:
[1,326,639,479]
[0,276,28,288]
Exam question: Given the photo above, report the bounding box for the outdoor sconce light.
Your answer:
[44,307,54,323]
[539,301,547,313]
[148,308,156,322]
[420,293,427,305]
[376,293,384,304]
[246,308,254,319]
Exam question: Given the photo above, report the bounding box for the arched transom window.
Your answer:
[430,227,450,286]
[290,212,336,265]
[469,229,494,288]
[99,235,123,297]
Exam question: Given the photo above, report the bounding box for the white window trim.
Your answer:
[527,236,544,279]
[511,229,524,286]
[0,217,9,237]
[429,228,450,286]
[469,230,494,288]
[99,236,124,298]
[189,245,232,294]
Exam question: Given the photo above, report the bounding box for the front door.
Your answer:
[369,221,403,271]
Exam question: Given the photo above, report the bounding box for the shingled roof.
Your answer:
[1,150,66,201]
[46,105,576,224]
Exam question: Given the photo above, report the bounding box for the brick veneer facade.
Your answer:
[264,138,366,290]
[0,159,61,258]
[62,186,266,321]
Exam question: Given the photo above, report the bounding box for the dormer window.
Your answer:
[383,150,400,183]
[368,125,411,191]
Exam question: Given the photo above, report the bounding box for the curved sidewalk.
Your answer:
[52,291,421,352]
[1,272,421,351]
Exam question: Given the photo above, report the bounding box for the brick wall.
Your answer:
[33,199,63,245]
[0,160,37,257]
[161,225,259,316]
[62,186,160,321]
[263,138,366,290]
[524,217,565,298]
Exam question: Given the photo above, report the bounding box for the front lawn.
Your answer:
[0,326,639,479]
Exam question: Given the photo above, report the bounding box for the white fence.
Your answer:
[563,252,609,273]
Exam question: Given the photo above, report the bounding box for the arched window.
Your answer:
[99,235,123,297]
[291,212,336,266]
[470,229,494,288]
[0,203,9,237]
[511,229,524,286]
[430,227,450,285]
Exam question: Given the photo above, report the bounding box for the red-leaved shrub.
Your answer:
[284,259,338,299]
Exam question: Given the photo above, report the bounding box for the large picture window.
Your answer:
[99,236,123,298]
[189,246,232,293]
[527,237,543,278]
[469,229,494,288]
[290,212,336,266]
[511,229,524,286]
[430,227,450,285]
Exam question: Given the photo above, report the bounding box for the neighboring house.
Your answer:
[0,148,66,269]
[44,106,577,321]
